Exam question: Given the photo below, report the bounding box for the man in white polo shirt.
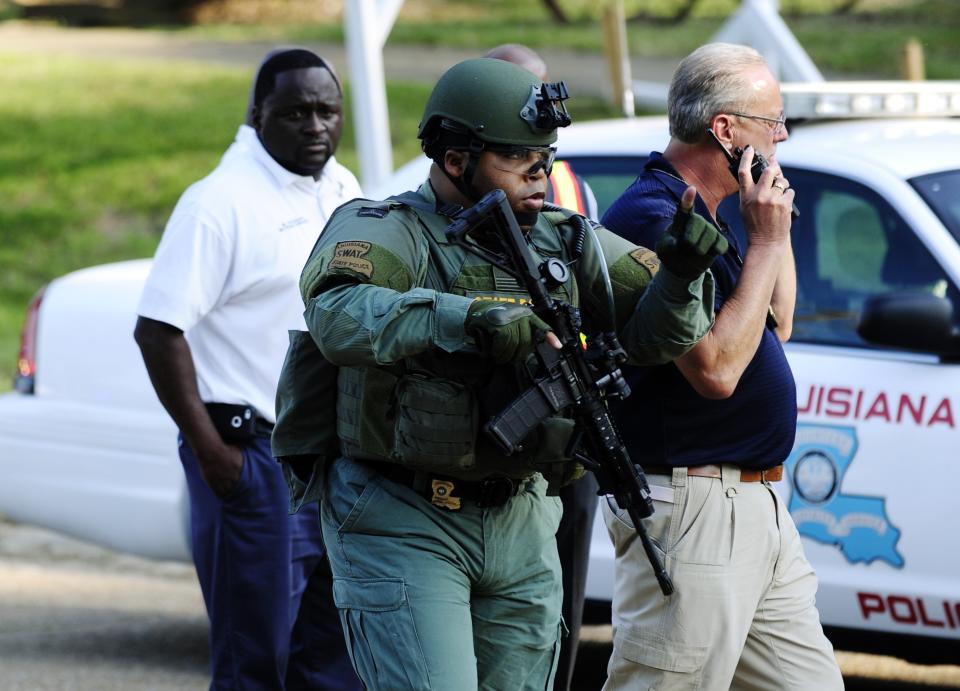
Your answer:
[134,50,362,690]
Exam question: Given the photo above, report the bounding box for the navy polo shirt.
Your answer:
[603,153,796,470]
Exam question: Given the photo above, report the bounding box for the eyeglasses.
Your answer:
[488,146,557,176]
[729,111,787,136]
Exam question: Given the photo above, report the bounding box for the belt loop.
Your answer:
[671,466,687,488]
[721,463,740,491]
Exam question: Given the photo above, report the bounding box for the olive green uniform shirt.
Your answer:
[275,182,714,498]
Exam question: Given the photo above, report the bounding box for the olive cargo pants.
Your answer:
[321,458,564,691]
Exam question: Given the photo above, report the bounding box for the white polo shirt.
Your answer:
[138,125,362,423]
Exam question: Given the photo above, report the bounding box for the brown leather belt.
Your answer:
[643,464,783,483]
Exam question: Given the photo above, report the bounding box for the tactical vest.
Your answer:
[335,191,583,481]
[273,190,591,509]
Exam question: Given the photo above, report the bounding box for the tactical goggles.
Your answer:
[487,146,558,176]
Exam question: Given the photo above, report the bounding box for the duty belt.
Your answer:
[362,460,529,510]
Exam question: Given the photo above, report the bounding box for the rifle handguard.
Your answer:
[444,188,676,597]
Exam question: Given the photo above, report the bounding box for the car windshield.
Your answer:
[909,170,960,244]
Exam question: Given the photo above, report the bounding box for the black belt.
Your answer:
[361,460,528,510]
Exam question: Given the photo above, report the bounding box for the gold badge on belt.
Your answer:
[431,479,462,510]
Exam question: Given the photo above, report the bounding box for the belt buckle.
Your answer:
[476,477,516,509]
[430,479,462,510]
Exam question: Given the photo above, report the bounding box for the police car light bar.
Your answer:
[781,82,960,119]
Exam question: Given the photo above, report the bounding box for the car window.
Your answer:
[720,169,957,348]
[910,169,960,243]
[562,156,646,218]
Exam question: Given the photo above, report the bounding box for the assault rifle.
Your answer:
[445,189,674,596]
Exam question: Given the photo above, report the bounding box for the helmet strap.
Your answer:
[440,139,485,203]
[437,139,541,228]
[460,151,482,200]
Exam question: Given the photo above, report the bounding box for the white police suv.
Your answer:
[1,82,958,660]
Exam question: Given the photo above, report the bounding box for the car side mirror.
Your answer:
[857,290,960,358]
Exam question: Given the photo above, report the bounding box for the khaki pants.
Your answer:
[321,458,564,691]
[602,465,843,691]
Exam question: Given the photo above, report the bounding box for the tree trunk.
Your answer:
[541,0,570,24]
[628,0,698,25]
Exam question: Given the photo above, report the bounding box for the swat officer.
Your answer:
[278,58,725,690]
[482,42,600,691]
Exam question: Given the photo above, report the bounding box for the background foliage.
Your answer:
[0,0,958,383]
[0,53,614,379]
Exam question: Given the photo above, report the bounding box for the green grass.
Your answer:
[0,56,245,383]
[792,17,960,79]
[0,53,615,388]
[0,56,337,385]
[1,0,956,387]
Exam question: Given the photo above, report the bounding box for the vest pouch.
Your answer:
[273,330,341,513]
[394,374,478,473]
[527,416,583,494]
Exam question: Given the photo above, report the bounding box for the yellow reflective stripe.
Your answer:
[549,160,585,214]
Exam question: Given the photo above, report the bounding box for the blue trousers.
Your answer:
[179,435,360,691]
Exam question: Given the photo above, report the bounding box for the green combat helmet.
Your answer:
[418,57,572,200]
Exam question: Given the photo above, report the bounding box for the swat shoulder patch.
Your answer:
[330,241,374,279]
[629,247,660,275]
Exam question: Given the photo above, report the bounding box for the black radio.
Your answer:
[204,402,260,443]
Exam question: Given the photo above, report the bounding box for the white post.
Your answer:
[602,0,635,117]
[345,0,404,192]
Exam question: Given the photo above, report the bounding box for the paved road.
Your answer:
[2,518,959,690]
[0,21,680,101]
[0,518,207,690]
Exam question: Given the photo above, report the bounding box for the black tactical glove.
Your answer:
[655,198,729,280]
[465,300,551,364]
